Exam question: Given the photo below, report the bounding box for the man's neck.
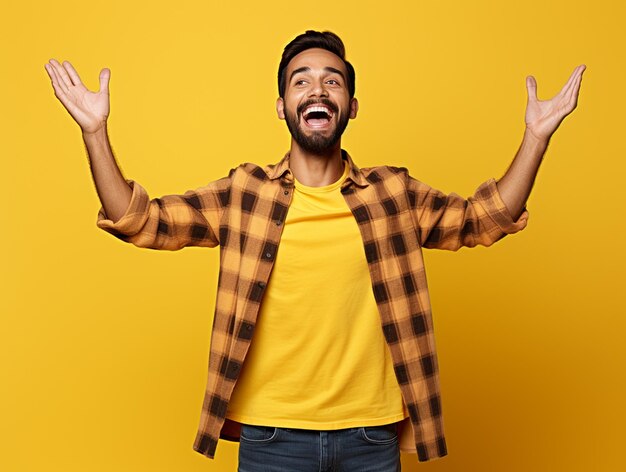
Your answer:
[288,140,344,187]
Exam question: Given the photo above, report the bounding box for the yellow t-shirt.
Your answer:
[225,159,409,429]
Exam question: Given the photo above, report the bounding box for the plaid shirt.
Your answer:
[97,150,528,462]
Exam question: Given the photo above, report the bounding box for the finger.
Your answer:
[526,75,538,102]
[45,61,61,87]
[564,65,585,104]
[560,64,585,98]
[44,63,55,83]
[567,68,584,108]
[46,62,68,99]
[62,60,84,87]
[44,63,60,92]
[99,68,111,94]
[46,63,79,113]
[49,58,73,91]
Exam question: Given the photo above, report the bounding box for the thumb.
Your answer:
[99,68,110,94]
[526,75,537,102]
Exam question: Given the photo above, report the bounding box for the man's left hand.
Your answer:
[524,64,586,142]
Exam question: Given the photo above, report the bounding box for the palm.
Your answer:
[524,65,586,141]
[45,59,111,133]
[69,85,109,126]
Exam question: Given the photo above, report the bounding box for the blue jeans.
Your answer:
[237,422,401,472]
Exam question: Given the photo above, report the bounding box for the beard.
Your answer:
[284,98,350,154]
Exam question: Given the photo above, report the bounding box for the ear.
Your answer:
[276,97,285,120]
[349,97,359,119]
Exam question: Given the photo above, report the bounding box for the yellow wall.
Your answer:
[2,1,624,470]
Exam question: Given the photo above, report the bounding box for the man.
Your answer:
[45,30,585,471]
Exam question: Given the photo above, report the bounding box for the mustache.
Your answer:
[297,98,338,116]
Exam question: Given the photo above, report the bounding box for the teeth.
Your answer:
[303,105,332,117]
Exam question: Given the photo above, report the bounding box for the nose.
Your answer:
[308,78,328,98]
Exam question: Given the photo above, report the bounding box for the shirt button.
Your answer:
[284,190,289,195]
[265,252,273,259]
[258,282,266,289]
[275,220,282,226]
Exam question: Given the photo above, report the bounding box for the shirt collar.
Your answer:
[267,149,369,188]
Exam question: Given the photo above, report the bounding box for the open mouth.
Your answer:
[302,104,334,128]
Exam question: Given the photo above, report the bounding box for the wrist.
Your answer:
[82,122,108,140]
[523,126,550,148]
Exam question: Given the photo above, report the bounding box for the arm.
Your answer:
[95,177,228,250]
[409,65,586,250]
[497,65,586,219]
[45,59,131,222]
[407,174,528,251]
[45,59,225,250]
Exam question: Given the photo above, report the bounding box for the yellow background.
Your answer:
[1,0,624,470]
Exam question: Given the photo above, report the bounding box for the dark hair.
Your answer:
[278,30,356,99]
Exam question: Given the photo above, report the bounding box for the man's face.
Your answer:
[277,48,358,154]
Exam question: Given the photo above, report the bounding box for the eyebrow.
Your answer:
[289,66,346,83]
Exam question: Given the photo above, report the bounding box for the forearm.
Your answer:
[82,124,132,223]
[496,129,549,220]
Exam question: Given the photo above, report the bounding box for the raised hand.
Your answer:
[524,64,586,141]
[44,59,111,134]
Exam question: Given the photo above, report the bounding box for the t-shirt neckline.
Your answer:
[293,159,349,194]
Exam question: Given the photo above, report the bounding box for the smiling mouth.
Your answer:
[302,104,334,128]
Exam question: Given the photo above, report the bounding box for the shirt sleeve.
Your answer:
[406,174,529,251]
[96,175,231,251]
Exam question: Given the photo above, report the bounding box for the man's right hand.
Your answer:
[44,59,110,134]
[45,58,132,223]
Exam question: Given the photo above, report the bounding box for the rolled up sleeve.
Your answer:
[97,180,151,236]
[407,174,529,251]
[474,178,529,235]
[96,177,227,251]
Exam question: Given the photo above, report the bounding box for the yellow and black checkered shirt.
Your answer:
[97,150,528,462]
